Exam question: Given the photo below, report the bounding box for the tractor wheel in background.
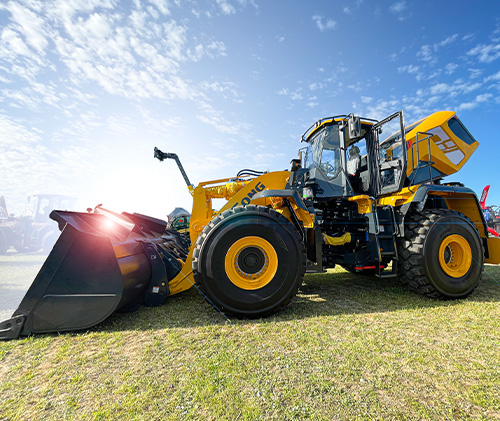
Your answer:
[42,230,59,254]
[0,230,8,255]
[397,209,484,299]
[193,205,306,318]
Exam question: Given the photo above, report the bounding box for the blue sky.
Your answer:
[1,0,499,218]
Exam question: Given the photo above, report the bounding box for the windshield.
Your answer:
[23,196,38,218]
[304,129,323,169]
[304,125,342,180]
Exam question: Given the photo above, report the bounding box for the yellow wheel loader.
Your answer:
[2,110,500,339]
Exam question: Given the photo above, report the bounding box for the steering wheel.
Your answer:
[320,162,335,175]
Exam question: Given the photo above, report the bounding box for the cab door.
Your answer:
[373,111,408,195]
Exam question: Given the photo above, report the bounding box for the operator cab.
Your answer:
[296,112,407,201]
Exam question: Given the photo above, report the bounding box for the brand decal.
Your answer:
[232,182,266,207]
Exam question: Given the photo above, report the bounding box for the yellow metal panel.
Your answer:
[404,111,479,178]
[168,248,195,295]
[323,232,351,246]
[378,187,417,207]
[441,194,488,237]
[188,171,290,248]
[293,207,314,228]
[348,195,373,214]
[219,171,290,212]
[486,237,500,264]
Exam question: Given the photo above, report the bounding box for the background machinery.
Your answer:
[2,110,500,339]
[167,207,191,249]
[0,194,76,254]
[480,185,500,236]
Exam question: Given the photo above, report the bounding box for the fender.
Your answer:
[251,189,314,229]
[252,189,308,211]
[397,184,493,259]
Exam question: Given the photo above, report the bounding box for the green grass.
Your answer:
[1,254,500,420]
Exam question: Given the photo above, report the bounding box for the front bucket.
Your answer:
[0,209,183,340]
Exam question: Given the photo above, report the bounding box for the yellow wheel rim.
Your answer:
[438,234,472,278]
[225,236,278,290]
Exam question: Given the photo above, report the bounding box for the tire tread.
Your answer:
[396,209,484,299]
[192,205,306,317]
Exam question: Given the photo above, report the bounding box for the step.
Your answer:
[377,234,395,239]
[380,251,396,257]
[376,272,398,279]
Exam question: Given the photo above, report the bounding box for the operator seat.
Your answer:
[347,146,361,191]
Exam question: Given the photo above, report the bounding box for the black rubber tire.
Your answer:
[192,205,306,318]
[42,230,58,254]
[397,209,484,299]
[0,229,8,255]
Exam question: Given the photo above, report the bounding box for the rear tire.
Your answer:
[397,209,484,299]
[193,205,306,318]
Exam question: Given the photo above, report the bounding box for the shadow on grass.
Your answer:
[5,247,499,338]
[90,265,500,334]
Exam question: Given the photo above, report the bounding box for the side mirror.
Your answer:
[348,116,361,138]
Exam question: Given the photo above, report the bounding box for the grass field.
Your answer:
[1,253,499,420]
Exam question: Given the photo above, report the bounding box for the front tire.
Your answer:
[193,205,306,318]
[397,209,484,299]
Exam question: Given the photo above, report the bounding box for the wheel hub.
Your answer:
[238,247,265,274]
[225,236,278,290]
[438,234,472,278]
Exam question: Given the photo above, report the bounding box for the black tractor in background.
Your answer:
[0,194,76,254]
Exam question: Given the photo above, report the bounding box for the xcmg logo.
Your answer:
[232,182,266,207]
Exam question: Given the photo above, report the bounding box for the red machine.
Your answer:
[480,186,500,237]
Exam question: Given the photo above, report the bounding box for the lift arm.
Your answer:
[154,147,194,191]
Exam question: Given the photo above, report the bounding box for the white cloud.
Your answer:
[308,82,324,91]
[277,87,303,101]
[398,64,420,74]
[436,34,458,48]
[1,27,32,57]
[417,34,459,64]
[347,82,363,92]
[417,44,433,62]
[0,0,257,216]
[148,0,170,15]
[196,101,249,135]
[475,93,493,102]
[3,1,49,53]
[216,0,236,15]
[457,93,493,111]
[389,1,406,14]
[445,63,458,75]
[0,1,231,105]
[467,43,500,63]
[312,15,336,32]
[429,81,482,97]
[485,70,500,82]
[466,68,482,79]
